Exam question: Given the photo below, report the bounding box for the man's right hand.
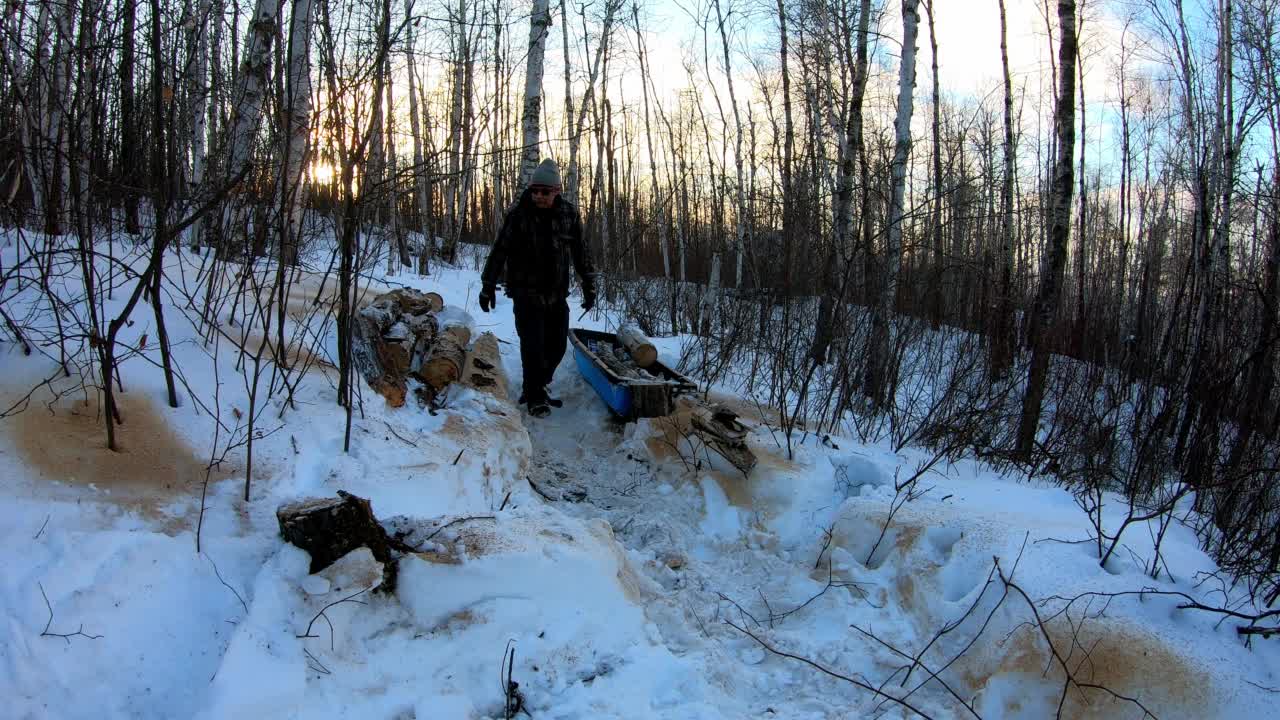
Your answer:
[479,286,496,313]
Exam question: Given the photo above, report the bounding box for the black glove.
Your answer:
[581,285,597,312]
[479,285,496,313]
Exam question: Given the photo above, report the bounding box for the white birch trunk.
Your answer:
[224,0,282,184]
[835,0,871,259]
[457,16,476,258]
[560,0,574,189]
[405,0,430,273]
[9,4,43,220]
[385,50,404,270]
[884,0,919,312]
[31,1,51,224]
[367,64,385,209]
[590,75,609,291]
[218,0,282,249]
[867,0,919,405]
[75,0,98,237]
[47,0,78,234]
[489,0,504,247]
[187,0,214,248]
[676,168,687,284]
[208,4,224,146]
[518,0,552,188]
[701,253,721,336]
[280,0,313,266]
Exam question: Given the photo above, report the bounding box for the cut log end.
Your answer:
[416,325,470,391]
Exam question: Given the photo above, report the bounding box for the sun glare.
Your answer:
[310,162,335,185]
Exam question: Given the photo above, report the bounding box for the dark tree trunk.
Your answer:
[1016,0,1077,459]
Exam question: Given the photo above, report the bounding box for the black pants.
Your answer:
[512,298,569,404]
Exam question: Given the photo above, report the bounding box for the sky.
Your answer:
[619,0,1156,186]
[617,0,1138,151]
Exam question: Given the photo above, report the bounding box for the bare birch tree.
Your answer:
[280,0,314,267]
[518,0,552,188]
[866,0,920,408]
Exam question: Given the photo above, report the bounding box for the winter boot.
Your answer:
[519,388,563,408]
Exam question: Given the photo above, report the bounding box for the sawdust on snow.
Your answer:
[8,390,236,529]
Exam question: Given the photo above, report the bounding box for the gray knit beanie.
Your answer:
[530,158,562,187]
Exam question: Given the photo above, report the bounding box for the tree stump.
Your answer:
[276,491,397,590]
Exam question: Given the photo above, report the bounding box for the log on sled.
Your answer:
[569,328,696,419]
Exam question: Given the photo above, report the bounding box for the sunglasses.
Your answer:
[530,187,558,197]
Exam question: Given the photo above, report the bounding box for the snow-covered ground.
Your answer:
[1,233,1277,719]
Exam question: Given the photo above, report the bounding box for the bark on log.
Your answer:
[617,323,658,368]
[352,289,442,407]
[387,288,443,315]
[415,325,471,391]
[462,331,508,398]
[690,404,756,475]
[352,308,407,406]
[595,343,641,380]
[276,490,397,590]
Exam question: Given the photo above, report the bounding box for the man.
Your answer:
[479,158,597,417]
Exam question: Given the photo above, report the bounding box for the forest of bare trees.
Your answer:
[2,0,1278,612]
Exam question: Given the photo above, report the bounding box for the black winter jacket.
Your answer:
[481,190,597,302]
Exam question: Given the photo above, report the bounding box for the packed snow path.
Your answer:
[508,339,1251,719]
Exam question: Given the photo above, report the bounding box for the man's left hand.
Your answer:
[581,287,597,312]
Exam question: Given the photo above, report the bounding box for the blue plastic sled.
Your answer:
[570,328,697,419]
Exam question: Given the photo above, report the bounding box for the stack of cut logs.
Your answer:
[352,288,505,407]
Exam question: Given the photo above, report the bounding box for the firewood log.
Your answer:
[594,343,641,380]
[617,323,658,368]
[462,332,508,398]
[414,325,471,391]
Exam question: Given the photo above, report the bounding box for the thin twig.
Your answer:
[203,553,248,614]
[382,420,419,448]
[297,588,369,651]
[38,582,103,644]
[814,523,834,569]
[725,619,934,719]
[1245,680,1279,693]
[527,476,555,501]
[423,515,497,543]
[851,624,981,719]
[33,514,50,540]
[997,562,1158,719]
[304,647,332,675]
